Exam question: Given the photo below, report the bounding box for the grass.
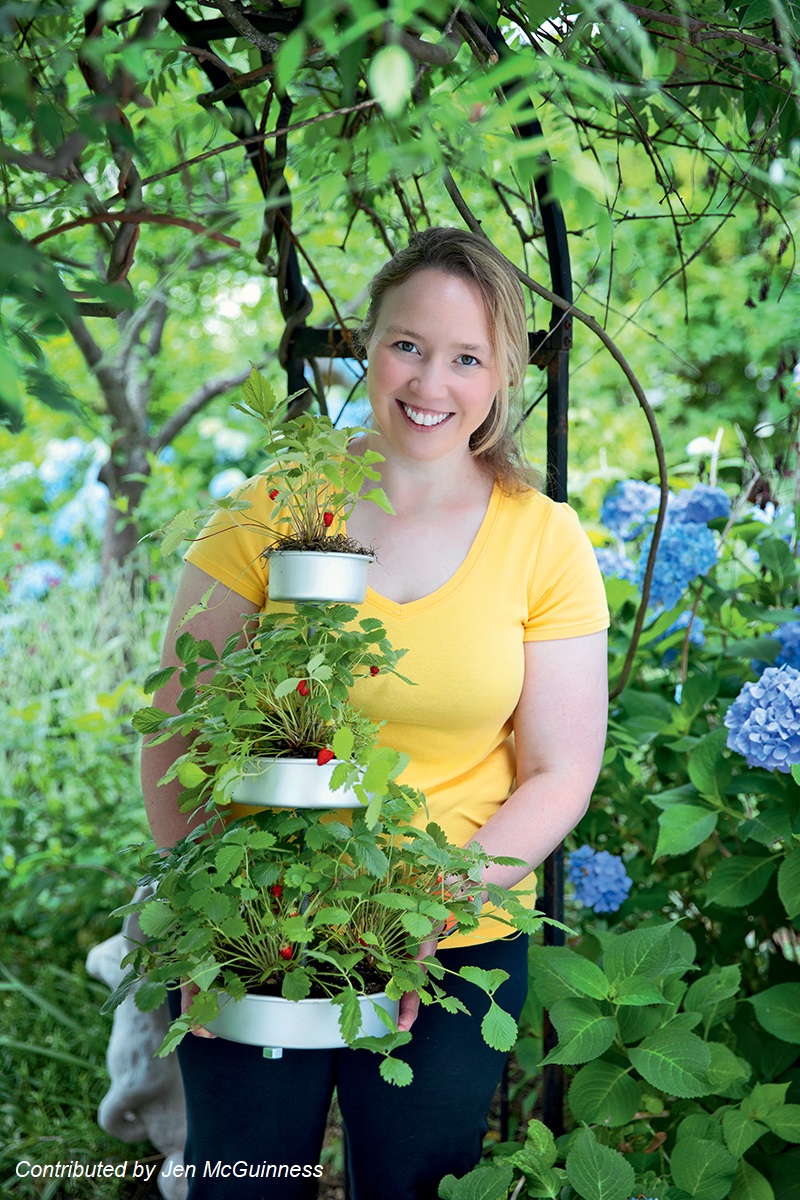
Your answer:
[0,938,154,1198]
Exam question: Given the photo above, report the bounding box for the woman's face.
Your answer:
[366,268,500,467]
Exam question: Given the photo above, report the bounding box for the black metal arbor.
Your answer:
[163,0,573,1135]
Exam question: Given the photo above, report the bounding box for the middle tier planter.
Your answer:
[267,549,374,604]
[231,756,362,809]
[206,990,399,1052]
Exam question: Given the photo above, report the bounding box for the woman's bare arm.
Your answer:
[141,563,261,849]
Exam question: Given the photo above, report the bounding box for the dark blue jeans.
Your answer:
[168,935,529,1200]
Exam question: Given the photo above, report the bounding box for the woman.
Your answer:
[142,227,609,1198]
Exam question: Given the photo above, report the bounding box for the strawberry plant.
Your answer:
[106,786,542,1086]
[134,601,411,819]
[158,368,392,557]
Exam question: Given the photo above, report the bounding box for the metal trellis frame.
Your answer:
[165,0,573,1139]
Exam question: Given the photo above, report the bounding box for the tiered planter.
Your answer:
[217,546,379,1049]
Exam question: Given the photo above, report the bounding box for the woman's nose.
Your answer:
[409,358,448,402]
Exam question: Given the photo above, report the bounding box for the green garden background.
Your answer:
[1,2,800,1198]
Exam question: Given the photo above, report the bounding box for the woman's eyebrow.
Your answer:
[385,324,488,353]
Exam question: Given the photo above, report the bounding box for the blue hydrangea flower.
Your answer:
[636,522,718,610]
[669,484,730,525]
[68,562,102,590]
[774,621,800,669]
[198,417,250,464]
[724,664,800,773]
[0,461,36,489]
[566,846,633,913]
[600,480,661,540]
[749,503,795,546]
[9,559,65,602]
[209,468,247,499]
[594,548,637,583]
[49,479,109,546]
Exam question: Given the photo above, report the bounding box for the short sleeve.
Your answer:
[183,473,272,607]
[524,501,609,641]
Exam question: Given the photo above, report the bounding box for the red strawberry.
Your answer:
[269,488,278,500]
[279,945,293,960]
[323,511,334,527]
[296,680,310,696]
[317,748,334,766]
[270,884,283,898]
[370,665,380,676]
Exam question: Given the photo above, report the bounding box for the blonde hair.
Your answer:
[359,227,537,492]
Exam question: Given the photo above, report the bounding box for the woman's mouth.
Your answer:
[398,401,454,429]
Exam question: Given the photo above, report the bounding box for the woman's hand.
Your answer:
[181,981,217,1039]
[397,933,439,1031]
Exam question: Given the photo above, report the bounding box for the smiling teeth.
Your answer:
[402,403,450,427]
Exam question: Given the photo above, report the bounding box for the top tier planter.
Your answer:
[267,548,373,605]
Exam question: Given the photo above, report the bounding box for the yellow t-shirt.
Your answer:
[185,473,609,946]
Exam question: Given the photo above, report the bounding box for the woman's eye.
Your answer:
[395,340,418,353]
[457,354,479,367]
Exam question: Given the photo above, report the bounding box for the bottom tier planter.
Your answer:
[231,756,362,809]
[206,991,399,1053]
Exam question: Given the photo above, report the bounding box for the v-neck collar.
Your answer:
[364,482,502,619]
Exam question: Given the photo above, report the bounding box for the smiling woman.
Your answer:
[364,270,500,456]
[146,227,610,1200]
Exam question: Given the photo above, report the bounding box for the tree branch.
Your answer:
[153,366,259,450]
[31,211,241,248]
[210,0,280,56]
[621,2,791,58]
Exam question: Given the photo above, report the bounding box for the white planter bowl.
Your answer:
[207,990,398,1050]
[231,756,362,809]
[267,550,373,604]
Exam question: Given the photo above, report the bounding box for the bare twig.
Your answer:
[154,365,259,450]
[31,211,240,249]
[210,0,280,56]
[621,3,792,58]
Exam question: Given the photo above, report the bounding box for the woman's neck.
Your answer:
[359,432,492,513]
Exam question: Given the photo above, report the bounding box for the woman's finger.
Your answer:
[181,981,217,1039]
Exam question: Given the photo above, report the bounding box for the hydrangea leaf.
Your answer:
[684,964,741,1024]
[722,1108,767,1157]
[540,998,617,1065]
[610,977,666,1006]
[740,1083,790,1119]
[764,1103,800,1142]
[654,805,718,858]
[564,1127,634,1200]
[628,1028,712,1097]
[670,1136,737,1200]
[705,1042,752,1093]
[705,857,776,908]
[568,1060,642,1125]
[749,985,800,1043]
[528,945,610,1004]
[777,848,800,919]
[688,729,730,798]
[727,1160,776,1200]
[511,1118,558,1172]
[438,1163,514,1200]
[602,923,673,983]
